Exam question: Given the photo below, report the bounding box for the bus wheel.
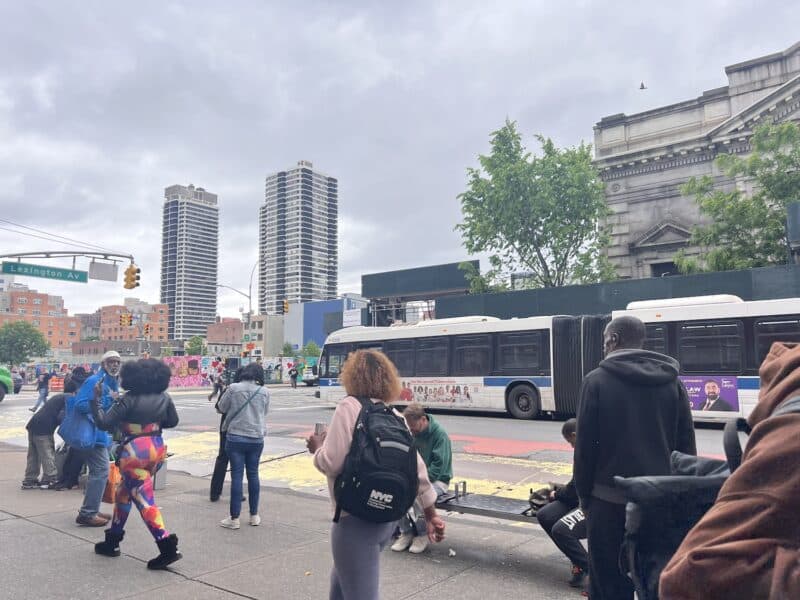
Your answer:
[506,385,540,420]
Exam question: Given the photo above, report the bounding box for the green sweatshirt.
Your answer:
[414,414,453,484]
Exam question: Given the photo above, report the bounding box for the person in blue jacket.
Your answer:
[73,350,122,527]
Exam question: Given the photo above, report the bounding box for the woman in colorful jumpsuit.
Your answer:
[91,358,182,569]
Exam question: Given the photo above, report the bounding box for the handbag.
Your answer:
[102,462,122,504]
[58,394,96,450]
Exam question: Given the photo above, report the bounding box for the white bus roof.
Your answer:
[615,296,800,323]
[323,315,555,345]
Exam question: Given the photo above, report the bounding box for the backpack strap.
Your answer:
[724,396,800,473]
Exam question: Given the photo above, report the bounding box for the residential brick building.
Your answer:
[98,300,169,342]
[0,287,80,351]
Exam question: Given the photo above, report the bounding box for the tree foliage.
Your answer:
[458,259,509,294]
[301,340,321,357]
[281,342,295,357]
[456,120,615,288]
[676,122,800,273]
[185,335,206,356]
[0,321,50,365]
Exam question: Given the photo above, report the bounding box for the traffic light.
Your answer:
[283,299,289,313]
[123,264,141,289]
[143,324,151,337]
[119,314,126,326]
[119,313,132,326]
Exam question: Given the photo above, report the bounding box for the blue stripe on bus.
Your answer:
[737,377,759,390]
[483,376,552,388]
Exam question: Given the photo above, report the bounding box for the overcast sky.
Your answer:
[1,1,797,318]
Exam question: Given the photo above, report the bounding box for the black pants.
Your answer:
[58,447,85,487]
[585,498,634,600]
[537,500,589,571]
[209,422,229,500]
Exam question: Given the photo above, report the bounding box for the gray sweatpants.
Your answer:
[329,515,396,600]
[25,432,57,484]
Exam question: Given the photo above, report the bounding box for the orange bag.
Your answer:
[102,463,122,504]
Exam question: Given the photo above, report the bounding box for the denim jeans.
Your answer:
[32,388,48,410]
[76,445,110,518]
[399,480,449,536]
[225,438,264,518]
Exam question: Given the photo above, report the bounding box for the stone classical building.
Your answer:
[593,41,800,279]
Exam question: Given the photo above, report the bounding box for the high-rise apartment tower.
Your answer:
[160,184,219,340]
[258,161,338,314]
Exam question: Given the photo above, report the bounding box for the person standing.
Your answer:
[210,366,242,502]
[216,363,270,529]
[91,358,182,569]
[288,365,298,389]
[207,368,225,402]
[306,350,446,600]
[535,418,589,589]
[574,316,696,600]
[23,367,89,489]
[30,371,51,412]
[392,402,452,554]
[72,351,122,527]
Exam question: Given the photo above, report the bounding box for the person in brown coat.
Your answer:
[660,341,800,599]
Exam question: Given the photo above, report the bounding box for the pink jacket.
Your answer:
[313,396,438,514]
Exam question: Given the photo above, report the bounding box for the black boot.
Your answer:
[94,529,124,557]
[147,533,182,570]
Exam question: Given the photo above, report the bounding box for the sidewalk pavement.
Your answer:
[0,442,583,600]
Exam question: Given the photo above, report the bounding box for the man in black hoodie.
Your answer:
[574,315,696,600]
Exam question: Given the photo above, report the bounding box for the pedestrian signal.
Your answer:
[124,264,141,289]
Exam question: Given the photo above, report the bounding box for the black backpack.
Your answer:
[614,396,800,600]
[333,397,419,523]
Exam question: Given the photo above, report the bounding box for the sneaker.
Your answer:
[29,407,36,412]
[76,514,109,527]
[249,514,261,526]
[39,482,56,490]
[220,517,240,530]
[568,565,587,588]
[21,481,40,490]
[408,536,429,554]
[390,533,414,552]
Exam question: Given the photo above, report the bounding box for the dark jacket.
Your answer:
[36,373,51,391]
[661,342,800,599]
[26,393,68,435]
[553,478,579,508]
[91,391,179,433]
[574,348,696,505]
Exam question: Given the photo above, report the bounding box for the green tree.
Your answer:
[281,342,295,357]
[185,336,206,356]
[458,259,510,294]
[160,345,174,357]
[301,340,321,357]
[0,321,50,365]
[456,119,615,288]
[676,122,800,273]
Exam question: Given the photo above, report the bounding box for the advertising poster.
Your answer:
[679,375,739,412]
[399,379,481,407]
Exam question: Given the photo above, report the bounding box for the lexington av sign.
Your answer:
[2,261,88,283]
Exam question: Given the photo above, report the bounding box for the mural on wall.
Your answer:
[163,355,210,387]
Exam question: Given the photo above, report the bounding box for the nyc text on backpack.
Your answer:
[333,397,419,523]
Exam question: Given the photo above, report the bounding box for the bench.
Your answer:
[435,481,539,524]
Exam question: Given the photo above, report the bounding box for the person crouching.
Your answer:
[91,358,182,569]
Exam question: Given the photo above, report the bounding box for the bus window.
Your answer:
[644,324,668,354]
[384,340,414,376]
[755,316,800,363]
[495,330,547,374]
[415,337,449,376]
[322,344,349,378]
[678,321,743,373]
[453,335,491,376]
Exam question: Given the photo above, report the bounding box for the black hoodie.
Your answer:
[574,349,696,505]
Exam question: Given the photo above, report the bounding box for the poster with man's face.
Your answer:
[679,375,738,412]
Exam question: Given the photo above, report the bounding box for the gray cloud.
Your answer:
[1,0,797,315]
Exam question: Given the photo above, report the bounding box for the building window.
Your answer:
[18,308,26,315]
[33,298,42,305]
[17,297,28,304]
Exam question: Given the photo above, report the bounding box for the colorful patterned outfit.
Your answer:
[110,422,168,540]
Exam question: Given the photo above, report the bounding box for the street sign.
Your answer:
[2,261,88,283]
[88,260,119,282]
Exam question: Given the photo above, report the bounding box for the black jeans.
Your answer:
[537,500,588,571]
[58,446,85,487]
[585,498,634,600]
[209,420,229,500]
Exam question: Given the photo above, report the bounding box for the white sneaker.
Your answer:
[408,536,429,554]
[249,514,261,526]
[220,517,240,530]
[390,532,414,552]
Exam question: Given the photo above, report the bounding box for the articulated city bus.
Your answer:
[318,295,800,421]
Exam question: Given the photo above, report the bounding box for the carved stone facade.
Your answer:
[593,41,800,279]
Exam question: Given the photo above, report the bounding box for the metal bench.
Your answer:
[435,481,539,524]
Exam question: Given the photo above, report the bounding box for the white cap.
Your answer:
[101,350,121,362]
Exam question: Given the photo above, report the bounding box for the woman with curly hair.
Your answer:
[307,349,446,600]
[91,358,181,570]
